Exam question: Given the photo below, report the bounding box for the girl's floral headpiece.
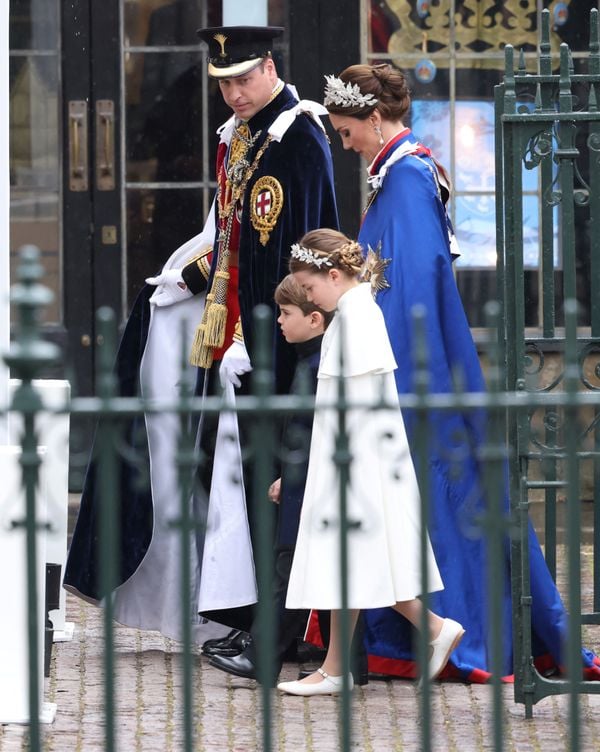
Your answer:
[290,243,333,268]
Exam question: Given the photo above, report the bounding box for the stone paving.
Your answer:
[2,512,600,752]
[2,590,600,752]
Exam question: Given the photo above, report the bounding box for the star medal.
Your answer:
[360,242,391,295]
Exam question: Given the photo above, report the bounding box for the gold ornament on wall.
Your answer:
[385,0,573,70]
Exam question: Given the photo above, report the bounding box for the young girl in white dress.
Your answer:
[278,228,464,696]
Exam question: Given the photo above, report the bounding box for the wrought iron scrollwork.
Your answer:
[523,342,564,392]
[588,131,600,152]
[524,341,600,453]
[578,342,600,391]
[528,407,565,452]
[523,129,553,170]
[573,162,591,206]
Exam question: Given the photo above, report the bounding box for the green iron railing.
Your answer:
[496,6,600,736]
[4,11,600,751]
[4,245,600,751]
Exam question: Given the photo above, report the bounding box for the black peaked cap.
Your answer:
[197,25,284,78]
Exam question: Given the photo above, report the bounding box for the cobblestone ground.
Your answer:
[2,551,600,751]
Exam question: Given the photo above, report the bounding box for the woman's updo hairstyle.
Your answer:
[325,63,411,122]
[289,228,364,277]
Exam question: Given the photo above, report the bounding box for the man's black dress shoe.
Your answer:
[202,628,240,651]
[298,668,369,686]
[209,652,257,680]
[202,629,251,657]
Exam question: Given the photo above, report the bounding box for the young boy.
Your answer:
[207,275,331,683]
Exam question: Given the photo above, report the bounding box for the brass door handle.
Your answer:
[69,101,88,191]
[96,100,115,190]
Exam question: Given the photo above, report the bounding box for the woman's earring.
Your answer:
[374,124,384,145]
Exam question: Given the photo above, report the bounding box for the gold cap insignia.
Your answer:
[214,33,228,58]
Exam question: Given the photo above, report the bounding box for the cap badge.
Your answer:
[213,33,228,58]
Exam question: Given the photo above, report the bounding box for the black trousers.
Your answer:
[246,546,368,683]
[245,547,308,676]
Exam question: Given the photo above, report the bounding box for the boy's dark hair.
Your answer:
[275,274,334,325]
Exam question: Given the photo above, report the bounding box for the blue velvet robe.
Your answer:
[64,86,338,607]
[197,85,339,395]
[236,89,338,395]
[359,130,595,681]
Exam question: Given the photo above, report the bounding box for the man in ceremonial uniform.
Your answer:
[65,26,338,652]
[153,26,338,395]
[160,24,340,650]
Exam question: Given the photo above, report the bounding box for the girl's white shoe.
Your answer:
[428,618,465,680]
[277,667,354,696]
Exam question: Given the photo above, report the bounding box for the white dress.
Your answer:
[285,283,443,610]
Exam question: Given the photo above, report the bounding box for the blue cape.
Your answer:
[358,130,594,681]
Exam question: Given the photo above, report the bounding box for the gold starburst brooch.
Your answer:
[360,242,391,295]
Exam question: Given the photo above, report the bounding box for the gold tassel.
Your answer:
[190,331,214,368]
[204,302,228,348]
[189,322,212,368]
[188,266,230,367]
[197,345,214,369]
[203,269,230,347]
[189,292,213,367]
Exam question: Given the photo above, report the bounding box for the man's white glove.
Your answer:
[219,340,252,388]
[145,269,193,307]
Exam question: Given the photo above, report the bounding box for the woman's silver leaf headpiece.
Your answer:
[323,74,378,109]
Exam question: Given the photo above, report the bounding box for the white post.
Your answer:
[0,447,55,724]
[9,380,72,640]
[0,0,9,443]
[222,0,268,26]
[0,0,59,724]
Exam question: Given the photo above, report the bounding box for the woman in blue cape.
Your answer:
[322,63,600,682]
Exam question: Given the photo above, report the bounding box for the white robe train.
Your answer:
[113,212,256,642]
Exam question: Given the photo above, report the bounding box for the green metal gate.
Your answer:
[5,9,600,751]
[3,248,515,752]
[496,5,600,738]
